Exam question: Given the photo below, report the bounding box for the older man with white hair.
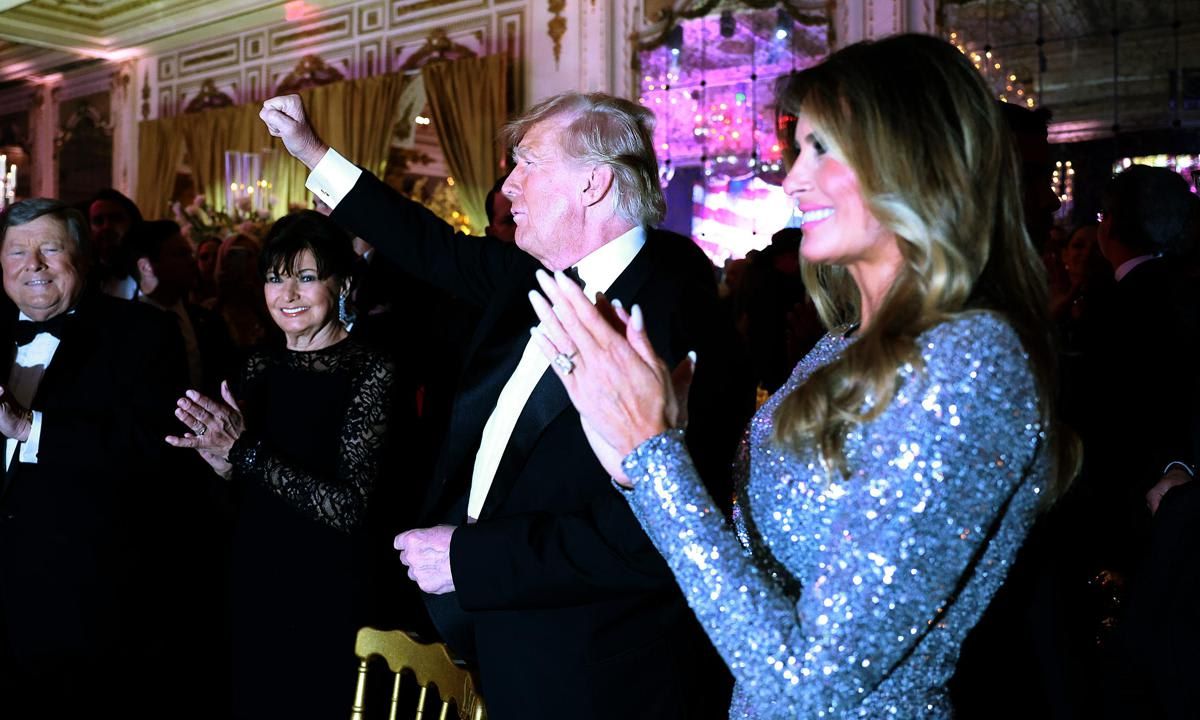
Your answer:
[262,91,744,719]
[0,198,205,718]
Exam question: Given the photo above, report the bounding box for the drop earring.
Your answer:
[338,292,352,328]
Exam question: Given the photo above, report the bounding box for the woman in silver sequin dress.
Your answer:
[526,34,1079,719]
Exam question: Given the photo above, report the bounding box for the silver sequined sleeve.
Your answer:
[621,313,1045,718]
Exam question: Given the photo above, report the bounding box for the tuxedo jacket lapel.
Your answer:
[425,266,541,518]
[32,316,89,409]
[0,304,93,497]
[475,239,659,519]
[0,334,14,500]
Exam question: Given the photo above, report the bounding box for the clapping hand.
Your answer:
[526,269,694,487]
[1146,466,1193,516]
[165,381,245,479]
[260,94,330,170]
[0,386,32,442]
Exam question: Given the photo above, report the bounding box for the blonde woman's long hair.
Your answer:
[772,33,1077,502]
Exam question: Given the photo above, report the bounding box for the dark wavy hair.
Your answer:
[259,210,357,284]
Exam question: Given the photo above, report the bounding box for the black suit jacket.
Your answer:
[185,300,238,395]
[334,171,741,719]
[1072,258,1200,567]
[0,292,194,717]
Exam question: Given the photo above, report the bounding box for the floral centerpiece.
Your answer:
[172,194,273,247]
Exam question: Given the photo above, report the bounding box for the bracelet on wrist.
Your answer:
[1161,460,1195,478]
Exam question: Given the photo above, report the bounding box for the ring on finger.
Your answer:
[553,351,578,375]
[196,425,207,437]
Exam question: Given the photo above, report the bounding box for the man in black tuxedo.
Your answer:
[127,219,236,396]
[262,92,742,719]
[0,199,195,717]
[1074,166,1200,571]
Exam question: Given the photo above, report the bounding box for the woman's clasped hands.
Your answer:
[165,380,246,479]
[526,268,695,486]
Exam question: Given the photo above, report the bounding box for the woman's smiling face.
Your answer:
[781,114,898,272]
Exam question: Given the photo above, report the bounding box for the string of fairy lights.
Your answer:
[949,30,1070,211]
[949,30,1038,109]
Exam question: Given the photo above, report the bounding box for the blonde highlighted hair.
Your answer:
[772,33,1077,502]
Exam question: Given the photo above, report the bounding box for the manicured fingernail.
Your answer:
[611,298,623,310]
[535,269,550,283]
[530,325,543,337]
[687,350,697,365]
[186,390,199,400]
[631,304,644,331]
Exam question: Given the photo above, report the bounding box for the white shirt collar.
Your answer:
[571,225,646,297]
[1114,254,1158,282]
[137,291,192,320]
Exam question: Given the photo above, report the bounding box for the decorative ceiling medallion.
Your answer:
[183,78,235,114]
[399,28,478,72]
[275,54,345,95]
[548,0,566,67]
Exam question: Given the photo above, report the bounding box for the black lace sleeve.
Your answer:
[230,347,395,533]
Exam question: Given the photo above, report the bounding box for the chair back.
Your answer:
[351,627,486,720]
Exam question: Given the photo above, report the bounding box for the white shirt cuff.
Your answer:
[305,147,362,210]
[20,410,42,464]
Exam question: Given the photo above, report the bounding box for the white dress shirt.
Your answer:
[306,148,363,210]
[305,147,646,519]
[5,312,58,469]
[466,226,645,519]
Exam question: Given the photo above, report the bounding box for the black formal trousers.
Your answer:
[334,171,740,720]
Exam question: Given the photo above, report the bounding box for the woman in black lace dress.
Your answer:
[167,210,395,719]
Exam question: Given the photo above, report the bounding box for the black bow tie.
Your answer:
[562,266,585,289]
[13,315,69,346]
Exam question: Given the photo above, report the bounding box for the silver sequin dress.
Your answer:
[621,312,1049,719]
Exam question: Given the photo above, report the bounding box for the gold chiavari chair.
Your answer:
[350,627,486,720]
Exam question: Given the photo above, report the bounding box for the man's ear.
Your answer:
[135,256,154,285]
[582,165,615,208]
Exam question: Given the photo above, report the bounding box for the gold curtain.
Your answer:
[135,115,186,220]
[177,104,272,217]
[422,54,508,233]
[135,70,412,222]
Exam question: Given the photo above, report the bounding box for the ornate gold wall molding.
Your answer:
[55,99,112,153]
[399,28,478,72]
[275,54,346,95]
[548,0,567,67]
[141,69,151,120]
[183,78,235,113]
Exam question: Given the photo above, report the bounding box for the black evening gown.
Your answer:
[226,337,394,720]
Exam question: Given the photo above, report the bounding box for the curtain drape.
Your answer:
[422,54,508,233]
[136,71,412,222]
[135,116,186,220]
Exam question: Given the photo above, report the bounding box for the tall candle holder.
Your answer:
[223,150,273,221]
[0,154,17,212]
